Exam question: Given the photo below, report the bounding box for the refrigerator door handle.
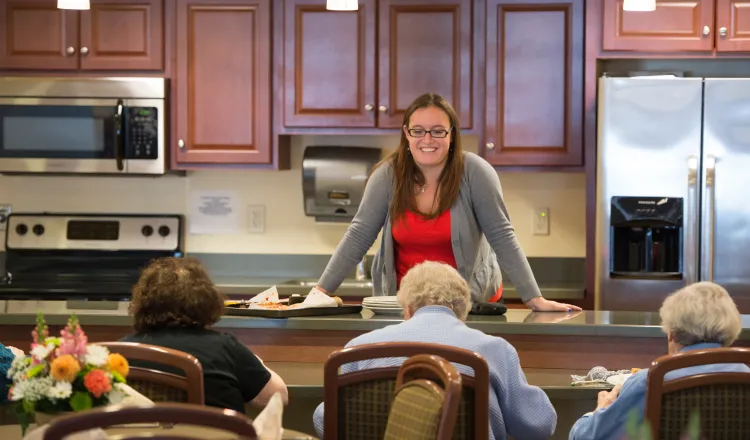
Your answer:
[686,155,699,284]
[701,155,717,281]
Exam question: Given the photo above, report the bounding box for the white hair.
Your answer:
[660,281,742,347]
[397,261,471,320]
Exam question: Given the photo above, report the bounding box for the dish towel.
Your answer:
[570,366,634,386]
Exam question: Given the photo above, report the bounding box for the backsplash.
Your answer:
[0,135,585,257]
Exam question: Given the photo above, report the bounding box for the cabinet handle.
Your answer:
[378,105,388,113]
[486,142,495,150]
[702,25,710,36]
[178,139,185,149]
[719,27,727,37]
[80,47,89,55]
[66,46,76,55]
[364,104,373,111]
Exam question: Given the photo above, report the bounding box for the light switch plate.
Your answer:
[0,204,11,232]
[533,207,550,236]
[247,205,265,233]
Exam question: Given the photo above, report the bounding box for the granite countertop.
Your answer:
[213,276,585,300]
[2,308,750,340]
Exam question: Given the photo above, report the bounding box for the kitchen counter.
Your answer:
[213,276,585,300]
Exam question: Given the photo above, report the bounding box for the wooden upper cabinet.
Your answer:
[174,0,272,166]
[377,0,473,129]
[282,0,473,130]
[715,0,750,51]
[484,0,583,166]
[283,0,376,128]
[602,0,750,52]
[0,0,79,69]
[79,0,164,70]
[0,0,164,71]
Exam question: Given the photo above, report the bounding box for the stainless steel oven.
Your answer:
[0,77,166,175]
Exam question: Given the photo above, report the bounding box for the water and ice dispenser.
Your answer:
[609,196,683,279]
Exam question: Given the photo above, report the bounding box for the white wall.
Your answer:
[0,135,586,257]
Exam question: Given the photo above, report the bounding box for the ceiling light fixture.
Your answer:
[326,0,358,11]
[623,0,656,11]
[57,0,90,10]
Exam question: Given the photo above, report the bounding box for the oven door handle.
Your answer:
[114,99,125,171]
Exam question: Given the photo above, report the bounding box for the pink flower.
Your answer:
[57,315,88,358]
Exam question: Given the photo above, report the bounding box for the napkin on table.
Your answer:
[290,287,337,309]
[248,286,280,303]
[252,392,285,440]
[570,366,633,386]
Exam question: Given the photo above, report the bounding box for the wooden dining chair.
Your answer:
[644,347,750,440]
[41,403,257,440]
[93,342,204,405]
[323,341,490,440]
[383,354,462,440]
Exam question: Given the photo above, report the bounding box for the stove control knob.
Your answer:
[142,225,154,237]
[158,226,170,237]
[32,224,45,236]
[15,224,28,235]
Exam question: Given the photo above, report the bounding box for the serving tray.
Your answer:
[224,304,363,319]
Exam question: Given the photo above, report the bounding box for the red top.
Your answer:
[392,209,504,302]
[392,209,457,288]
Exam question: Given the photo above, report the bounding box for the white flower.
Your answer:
[84,345,109,367]
[10,377,54,402]
[10,380,27,401]
[30,343,55,362]
[107,388,125,405]
[47,381,72,400]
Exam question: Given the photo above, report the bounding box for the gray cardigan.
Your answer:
[317,152,542,303]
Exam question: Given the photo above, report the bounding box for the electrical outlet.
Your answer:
[533,207,550,236]
[247,205,265,233]
[0,204,11,232]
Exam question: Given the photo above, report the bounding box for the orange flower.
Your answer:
[50,355,81,382]
[83,369,111,398]
[107,353,129,377]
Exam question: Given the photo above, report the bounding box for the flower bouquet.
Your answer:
[6,313,130,435]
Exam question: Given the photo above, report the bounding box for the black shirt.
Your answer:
[120,328,271,412]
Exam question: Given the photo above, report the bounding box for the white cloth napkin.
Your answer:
[252,392,285,440]
[248,285,280,303]
[570,366,632,385]
[290,287,337,309]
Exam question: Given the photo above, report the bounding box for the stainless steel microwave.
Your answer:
[0,77,166,175]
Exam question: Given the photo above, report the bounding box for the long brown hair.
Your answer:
[372,93,464,222]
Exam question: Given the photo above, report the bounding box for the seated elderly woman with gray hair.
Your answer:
[312,260,557,440]
[569,281,750,440]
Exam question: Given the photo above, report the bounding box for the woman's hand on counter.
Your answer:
[525,297,582,312]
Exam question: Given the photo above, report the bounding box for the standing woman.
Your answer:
[316,93,580,312]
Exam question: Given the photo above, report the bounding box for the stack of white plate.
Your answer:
[362,296,402,315]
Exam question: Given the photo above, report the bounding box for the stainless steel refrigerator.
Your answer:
[596,77,750,312]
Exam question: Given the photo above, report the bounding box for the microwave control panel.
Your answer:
[126,107,159,160]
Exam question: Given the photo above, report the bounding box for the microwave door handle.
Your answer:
[114,99,124,171]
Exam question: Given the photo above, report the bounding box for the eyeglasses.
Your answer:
[406,127,452,138]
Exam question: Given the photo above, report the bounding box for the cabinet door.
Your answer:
[602,0,715,52]
[79,0,164,70]
[174,0,271,165]
[283,0,376,128]
[715,0,750,51]
[377,0,472,129]
[0,0,79,70]
[484,0,583,166]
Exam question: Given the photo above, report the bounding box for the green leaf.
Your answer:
[21,399,35,414]
[69,392,92,411]
[111,371,125,384]
[25,364,45,378]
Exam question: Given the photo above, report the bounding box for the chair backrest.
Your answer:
[94,342,204,405]
[41,403,256,440]
[323,341,490,440]
[644,347,750,440]
[383,354,462,440]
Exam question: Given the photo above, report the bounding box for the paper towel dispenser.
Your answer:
[302,146,382,223]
